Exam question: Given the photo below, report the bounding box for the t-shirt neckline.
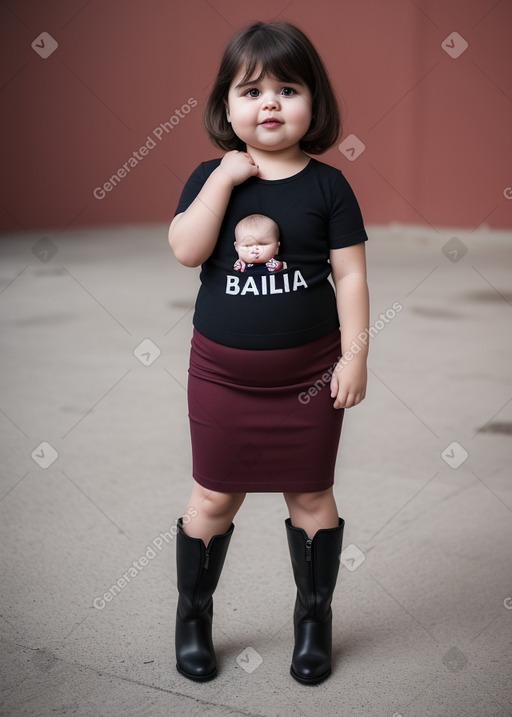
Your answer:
[254,158,314,185]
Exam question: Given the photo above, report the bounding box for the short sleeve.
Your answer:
[174,160,221,216]
[328,172,368,249]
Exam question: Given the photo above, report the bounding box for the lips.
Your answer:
[260,118,282,129]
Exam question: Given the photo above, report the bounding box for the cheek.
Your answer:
[297,105,313,126]
[230,103,256,126]
[288,99,312,124]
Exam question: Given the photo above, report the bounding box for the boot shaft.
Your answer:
[176,518,234,613]
[286,518,344,618]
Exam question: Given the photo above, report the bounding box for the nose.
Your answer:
[261,91,280,111]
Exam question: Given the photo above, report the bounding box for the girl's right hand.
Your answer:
[217,150,259,187]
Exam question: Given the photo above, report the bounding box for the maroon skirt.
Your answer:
[187,329,344,493]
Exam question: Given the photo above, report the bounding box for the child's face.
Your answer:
[225,66,312,154]
[234,228,279,264]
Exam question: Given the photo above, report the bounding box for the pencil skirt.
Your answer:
[187,328,344,493]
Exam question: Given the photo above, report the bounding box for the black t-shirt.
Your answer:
[174,157,368,349]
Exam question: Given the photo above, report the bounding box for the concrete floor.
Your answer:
[0,224,511,717]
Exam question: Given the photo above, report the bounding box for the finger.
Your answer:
[341,391,358,409]
[330,375,338,398]
[344,390,365,408]
[334,390,347,409]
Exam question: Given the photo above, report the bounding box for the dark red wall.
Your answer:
[1,0,511,232]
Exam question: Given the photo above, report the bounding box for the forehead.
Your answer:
[237,232,277,245]
[230,62,304,89]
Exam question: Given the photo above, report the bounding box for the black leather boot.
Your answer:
[285,517,344,685]
[175,518,234,681]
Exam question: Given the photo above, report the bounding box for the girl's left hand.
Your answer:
[330,359,367,409]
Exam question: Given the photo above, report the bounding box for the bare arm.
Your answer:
[168,151,259,267]
[329,242,370,409]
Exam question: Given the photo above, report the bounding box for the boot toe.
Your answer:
[291,654,331,685]
[176,659,217,682]
[291,620,332,685]
[176,644,217,681]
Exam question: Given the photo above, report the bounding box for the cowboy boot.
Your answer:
[285,517,344,684]
[175,518,234,681]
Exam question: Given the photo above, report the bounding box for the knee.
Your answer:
[195,488,244,519]
[285,488,332,515]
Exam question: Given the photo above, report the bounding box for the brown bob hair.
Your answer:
[203,21,341,155]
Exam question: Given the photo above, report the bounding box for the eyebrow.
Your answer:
[234,79,260,89]
[234,78,303,89]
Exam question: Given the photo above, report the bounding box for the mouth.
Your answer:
[260,118,283,129]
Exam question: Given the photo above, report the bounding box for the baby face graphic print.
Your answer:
[233,214,286,273]
[229,213,306,295]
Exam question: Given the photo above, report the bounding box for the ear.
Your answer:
[225,102,231,124]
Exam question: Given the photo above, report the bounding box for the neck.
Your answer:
[245,145,310,180]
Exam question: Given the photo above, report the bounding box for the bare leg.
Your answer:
[283,487,339,539]
[183,479,246,545]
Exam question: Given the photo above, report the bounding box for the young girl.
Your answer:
[168,21,369,685]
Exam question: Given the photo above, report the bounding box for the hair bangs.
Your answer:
[235,38,309,88]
